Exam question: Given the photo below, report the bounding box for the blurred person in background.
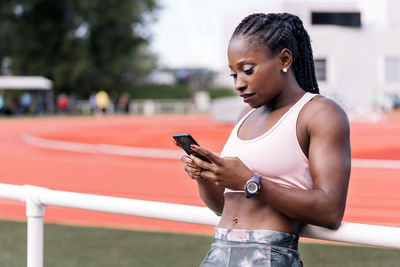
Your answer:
[118,93,131,114]
[67,93,78,113]
[96,90,110,114]
[0,93,3,114]
[35,92,46,116]
[20,92,32,114]
[57,94,69,113]
[11,95,20,114]
[179,13,351,266]
[89,92,97,114]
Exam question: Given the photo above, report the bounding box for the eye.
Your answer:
[230,73,237,79]
[244,66,254,75]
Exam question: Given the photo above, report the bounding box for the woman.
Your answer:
[180,13,351,266]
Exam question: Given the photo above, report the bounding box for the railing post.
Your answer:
[25,185,46,267]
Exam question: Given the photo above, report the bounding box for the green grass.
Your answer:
[0,220,399,266]
[121,84,236,100]
[208,87,236,99]
[299,243,400,267]
[122,84,192,100]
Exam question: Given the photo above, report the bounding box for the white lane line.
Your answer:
[24,133,98,153]
[351,159,400,169]
[23,133,182,159]
[98,143,182,159]
[23,133,400,168]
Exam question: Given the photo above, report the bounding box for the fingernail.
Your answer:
[190,144,196,150]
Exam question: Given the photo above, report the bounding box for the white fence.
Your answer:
[1,183,400,267]
[75,99,197,115]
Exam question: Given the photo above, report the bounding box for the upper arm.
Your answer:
[307,98,351,213]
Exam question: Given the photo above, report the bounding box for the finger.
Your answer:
[185,164,201,174]
[187,168,203,180]
[181,155,192,164]
[190,154,213,171]
[191,173,203,180]
[182,155,200,170]
[196,169,217,181]
[190,144,222,165]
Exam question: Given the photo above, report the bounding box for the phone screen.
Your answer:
[173,134,212,163]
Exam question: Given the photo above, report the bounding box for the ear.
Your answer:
[279,48,292,70]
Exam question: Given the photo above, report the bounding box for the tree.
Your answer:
[0,0,159,97]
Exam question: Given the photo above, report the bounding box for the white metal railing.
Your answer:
[1,183,400,267]
[74,99,197,115]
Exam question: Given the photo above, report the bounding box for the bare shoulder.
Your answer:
[302,95,350,135]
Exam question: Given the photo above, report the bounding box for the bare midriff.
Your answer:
[218,192,302,234]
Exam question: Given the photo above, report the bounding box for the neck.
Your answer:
[265,88,305,111]
[264,72,306,111]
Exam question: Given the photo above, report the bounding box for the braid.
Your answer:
[231,13,319,94]
[288,15,319,93]
[233,13,265,36]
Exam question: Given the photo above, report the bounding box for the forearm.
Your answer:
[257,179,347,229]
[197,179,225,216]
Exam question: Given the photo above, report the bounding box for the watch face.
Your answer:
[247,182,259,194]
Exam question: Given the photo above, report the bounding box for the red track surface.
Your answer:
[1,114,400,235]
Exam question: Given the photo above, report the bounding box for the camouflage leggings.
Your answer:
[200,228,303,267]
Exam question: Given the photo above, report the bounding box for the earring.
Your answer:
[282,68,288,73]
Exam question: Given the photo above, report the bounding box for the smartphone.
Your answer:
[172,133,212,163]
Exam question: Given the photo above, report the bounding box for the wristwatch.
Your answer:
[244,173,262,198]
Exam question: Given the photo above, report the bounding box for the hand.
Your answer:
[174,140,204,181]
[189,144,254,190]
[180,154,204,181]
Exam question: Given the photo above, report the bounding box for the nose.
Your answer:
[234,76,247,92]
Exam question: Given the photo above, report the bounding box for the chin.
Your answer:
[248,102,262,109]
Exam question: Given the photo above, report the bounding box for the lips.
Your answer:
[240,93,255,103]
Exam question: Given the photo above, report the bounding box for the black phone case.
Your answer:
[173,134,211,163]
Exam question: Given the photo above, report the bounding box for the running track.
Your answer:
[0,114,399,235]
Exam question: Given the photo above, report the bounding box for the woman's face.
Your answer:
[228,37,282,108]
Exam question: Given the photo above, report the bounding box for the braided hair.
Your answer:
[232,13,319,94]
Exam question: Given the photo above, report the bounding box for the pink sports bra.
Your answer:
[222,92,317,194]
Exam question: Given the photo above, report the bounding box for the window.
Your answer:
[311,12,361,28]
[385,57,400,82]
[314,59,327,82]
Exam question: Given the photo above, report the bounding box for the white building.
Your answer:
[216,0,400,113]
[286,0,400,111]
